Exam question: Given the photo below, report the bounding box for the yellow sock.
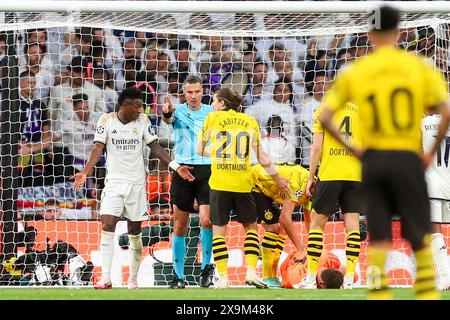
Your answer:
[212,235,228,277]
[307,229,323,276]
[414,236,440,300]
[346,230,361,279]
[367,247,392,300]
[261,232,277,279]
[272,234,287,278]
[244,230,260,270]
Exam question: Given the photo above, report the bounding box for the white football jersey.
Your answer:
[94,113,157,184]
[422,115,450,200]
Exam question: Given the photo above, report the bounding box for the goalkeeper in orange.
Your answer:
[251,163,311,288]
[280,248,359,289]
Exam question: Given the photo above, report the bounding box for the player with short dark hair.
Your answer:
[161,75,215,289]
[319,268,344,289]
[318,5,450,300]
[280,249,357,289]
[251,163,310,288]
[197,87,290,289]
[73,86,194,290]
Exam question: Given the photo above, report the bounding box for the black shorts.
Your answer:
[312,179,363,216]
[362,150,431,249]
[170,164,211,212]
[252,191,281,225]
[210,190,258,226]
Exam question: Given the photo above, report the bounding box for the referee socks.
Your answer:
[172,235,186,279]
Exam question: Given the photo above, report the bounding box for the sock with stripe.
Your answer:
[367,247,392,300]
[245,230,260,271]
[430,233,450,288]
[307,229,324,277]
[212,235,228,277]
[200,227,213,270]
[345,230,361,282]
[272,234,287,278]
[414,238,440,300]
[262,231,277,279]
[172,235,186,279]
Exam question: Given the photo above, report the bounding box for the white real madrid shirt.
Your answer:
[422,115,450,200]
[94,112,157,185]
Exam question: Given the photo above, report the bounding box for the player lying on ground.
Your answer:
[280,248,358,289]
[73,87,194,290]
[197,87,290,289]
[251,163,311,288]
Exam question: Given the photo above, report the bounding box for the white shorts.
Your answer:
[430,199,450,223]
[100,182,148,221]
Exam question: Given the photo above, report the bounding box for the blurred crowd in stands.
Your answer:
[1,12,449,220]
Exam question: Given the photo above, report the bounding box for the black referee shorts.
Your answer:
[170,164,211,212]
[312,179,363,216]
[252,191,281,225]
[362,150,431,249]
[210,189,258,226]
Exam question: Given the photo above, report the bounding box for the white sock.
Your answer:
[305,273,316,284]
[128,233,143,282]
[100,230,115,282]
[431,233,450,283]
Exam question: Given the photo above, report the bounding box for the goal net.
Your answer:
[0,6,449,287]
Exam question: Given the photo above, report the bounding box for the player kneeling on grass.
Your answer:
[280,248,359,289]
[73,87,194,290]
[251,163,311,288]
[302,103,363,289]
[197,88,290,289]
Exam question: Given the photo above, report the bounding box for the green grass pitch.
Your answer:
[1,288,450,300]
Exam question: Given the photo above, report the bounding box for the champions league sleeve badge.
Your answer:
[96,125,105,134]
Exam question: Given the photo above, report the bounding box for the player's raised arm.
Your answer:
[148,139,195,181]
[161,96,176,124]
[253,143,291,199]
[72,142,105,190]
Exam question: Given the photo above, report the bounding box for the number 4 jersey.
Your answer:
[422,115,450,200]
[198,109,261,192]
[312,103,362,181]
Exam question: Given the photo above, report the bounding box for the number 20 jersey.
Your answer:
[422,115,450,200]
[198,109,261,192]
